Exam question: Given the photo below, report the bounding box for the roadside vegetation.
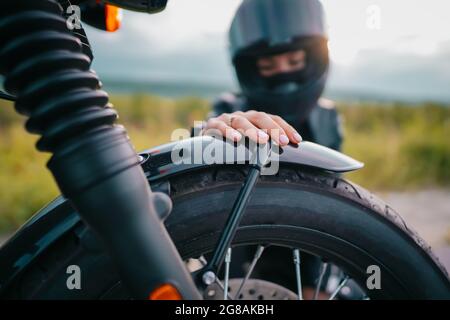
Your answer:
[0,94,448,232]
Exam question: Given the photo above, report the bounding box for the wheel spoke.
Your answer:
[214,278,233,300]
[313,262,328,300]
[293,249,303,300]
[234,245,265,299]
[223,247,232,300]
[198,250,363,301]
[328,275,350,300]
[198,256,207,265]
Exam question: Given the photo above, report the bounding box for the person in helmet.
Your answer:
[196,0,342,299]
[201,0,342,152]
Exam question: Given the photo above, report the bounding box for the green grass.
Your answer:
[0,95,449,233]
[340,102,450,189]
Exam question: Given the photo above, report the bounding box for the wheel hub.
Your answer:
[204,278,297,300]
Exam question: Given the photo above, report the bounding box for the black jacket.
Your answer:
[208,92,343,151]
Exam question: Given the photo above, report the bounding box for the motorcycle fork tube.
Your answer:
[0,0,200,299]
[200,164,262,280]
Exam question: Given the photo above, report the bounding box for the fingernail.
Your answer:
[294,133,302,142]
[258,131,269,140]
[232,131,242,141]
[280,135,289,145]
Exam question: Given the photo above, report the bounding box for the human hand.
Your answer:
[202,111,302,146]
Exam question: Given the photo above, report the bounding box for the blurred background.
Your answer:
[0,0,449,260]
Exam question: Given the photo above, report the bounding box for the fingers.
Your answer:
[201,111,302,146]
[245,111,291,145]
[243,111,301,145]
[228,114,270,143]
[204,113,269,143]
[269,114,302,144]
[203,117,242,141]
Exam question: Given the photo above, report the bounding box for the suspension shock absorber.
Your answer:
[0,0,200,299]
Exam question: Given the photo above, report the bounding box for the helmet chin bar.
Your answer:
[270,82,299,94]
[105,0,167,13]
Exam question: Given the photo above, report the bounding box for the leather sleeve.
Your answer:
[309,99,344,151]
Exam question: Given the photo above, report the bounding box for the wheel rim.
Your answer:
[186,244,368,300]
[177,225,412,299]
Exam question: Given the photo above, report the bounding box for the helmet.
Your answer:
[229,0,329,125]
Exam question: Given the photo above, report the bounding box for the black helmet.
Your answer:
[229,0,329,125]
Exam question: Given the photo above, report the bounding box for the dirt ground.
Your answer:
[377,189,450,273]
[378,189,450,248]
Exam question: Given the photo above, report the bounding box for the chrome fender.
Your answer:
[139,136,363,181]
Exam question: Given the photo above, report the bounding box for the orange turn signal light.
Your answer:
[105,4,122,32]
[149,283,183,300]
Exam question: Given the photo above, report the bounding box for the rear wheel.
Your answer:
[6,165,450,299]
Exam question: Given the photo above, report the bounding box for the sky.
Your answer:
[86,0,450,102]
